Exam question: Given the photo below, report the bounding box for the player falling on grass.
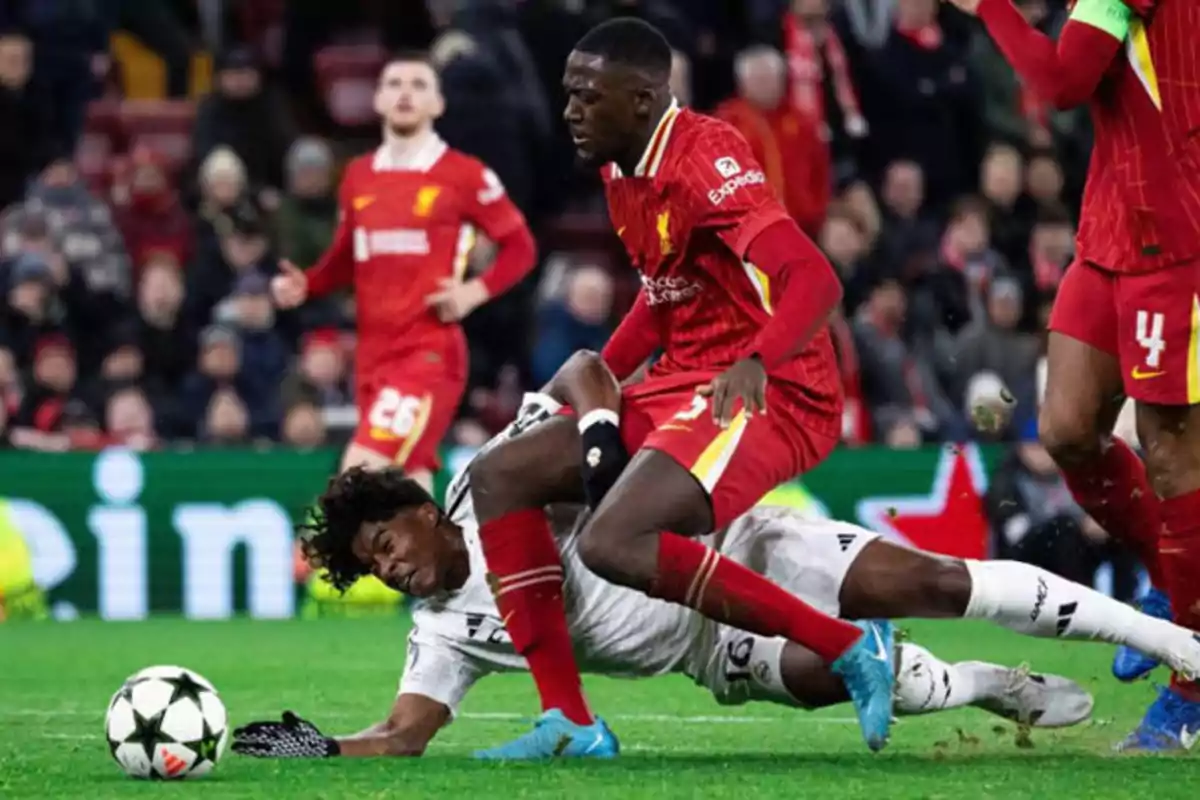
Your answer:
[270,52,536,488]
[230,352,1200,759]
[954,0,1200,750]
[461,18,894,759]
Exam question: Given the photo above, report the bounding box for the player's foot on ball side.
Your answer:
[830,620,895,753]
[472,709,620,761]
[966,662,1094,728]
[1116,685,1200,753]
[1112,587,1170,682]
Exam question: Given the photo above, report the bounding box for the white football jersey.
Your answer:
[399,394,875,712]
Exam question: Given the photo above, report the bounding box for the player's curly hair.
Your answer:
[297,467,436,593]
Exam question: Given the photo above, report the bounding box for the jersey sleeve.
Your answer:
[397,623,487,716]
[304,167,357,297]
[675,127,791,259]
[460,162,527,243]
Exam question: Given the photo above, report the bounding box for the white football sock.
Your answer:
[963,560,1194,663]
[894,643,1002,714]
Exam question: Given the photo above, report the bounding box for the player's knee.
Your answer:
[1038,401,1100,468]
[916,559,973,616]
[575,522,652,588]
[575,525,623,581]
[1137,404,1200,498]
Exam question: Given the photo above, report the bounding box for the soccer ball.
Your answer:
[105,665,228,779]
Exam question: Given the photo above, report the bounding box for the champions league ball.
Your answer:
[105,665,228,779]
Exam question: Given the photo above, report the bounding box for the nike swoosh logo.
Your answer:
[1131,366,1166,380]
[582,732,606,755]
[1180,725,1199,750]
[869,626,889,662]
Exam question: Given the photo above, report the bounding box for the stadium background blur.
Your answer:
[0,0,1150,620]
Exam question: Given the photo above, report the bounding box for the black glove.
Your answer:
[578,411,629,509]
[232,712,340,758]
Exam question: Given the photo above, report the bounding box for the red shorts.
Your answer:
[616,372,839,528]
[1050,258,1200,404]
[352,355,466,472]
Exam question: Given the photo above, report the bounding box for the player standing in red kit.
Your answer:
[467,19,895,761]
[954,0,1200,749]
[271,53,536,489]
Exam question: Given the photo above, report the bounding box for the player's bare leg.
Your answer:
[834,540,1200,678]
[1039,331,1171,682]
[1122,401,1200,750]
[1039,332,1165,588]
[576,449,895,751]
[467,416,603,741]
[776,641,1093,729]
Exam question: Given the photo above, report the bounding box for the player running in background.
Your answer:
[465,18,894,759]
[270,52,536,489]
[953,0,1200,750]
[231,352,1200,759]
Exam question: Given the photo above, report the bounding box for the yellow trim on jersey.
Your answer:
[741,262,774,315]
[690,410,749,493]
[452,224,476,281]
[1188,297,1200,404]
[1127,19,1162,111]
[394,395,433,467]
[634,99,682,178]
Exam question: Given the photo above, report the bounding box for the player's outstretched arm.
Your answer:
[231,695,448,759]
[967,0,1128,109]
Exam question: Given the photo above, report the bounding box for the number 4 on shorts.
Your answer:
[1135,310,1165,370]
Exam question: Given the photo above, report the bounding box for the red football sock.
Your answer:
[1059,437,1165,587]
[478,509,593,724]
[651,533,862,662]
[1159,488,1200,702]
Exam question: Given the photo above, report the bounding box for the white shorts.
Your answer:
[682,508,880,707]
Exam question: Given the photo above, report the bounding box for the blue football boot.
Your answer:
[473,709,620,761]
[830,619,896,752]
[1113,587,1171,682]
[1116,685,1200,752]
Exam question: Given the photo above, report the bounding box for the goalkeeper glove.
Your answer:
[232,712,339,758]
[578,409,629,509]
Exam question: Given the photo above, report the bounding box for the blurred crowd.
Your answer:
[0,0,1087,459]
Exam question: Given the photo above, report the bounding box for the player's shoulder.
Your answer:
[663,110,759,188]
[339,152,378,188]
[435,147,491,184]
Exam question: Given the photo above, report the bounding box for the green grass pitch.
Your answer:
[1,617,1193,799]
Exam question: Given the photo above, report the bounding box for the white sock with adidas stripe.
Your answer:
[962,560,1190,660]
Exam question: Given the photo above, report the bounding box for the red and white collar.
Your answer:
[372,132,448,172]
[610,99,681,180]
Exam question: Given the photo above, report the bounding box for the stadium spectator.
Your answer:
[530,265,614,387]
[874,160,938,283]
[186,200,274,332]
[979,142,1034,268]
[181,324,261,439]
[819,205,872,313]
[276,138,337,269]
[2,252,63,369]
[1024,204,1074,294]
[715,45,830,236]
[191,46,296,195]
[219,272,287,431]
[111,148,193,277]
[913,196,1004,335]
[281,327,352,412]
[951,274,1040,407]
[11,333,78,442]
[201,386,251,445]
[1025,148,1066,210]
[0,31,51,209]
[133,258,194,396]
[281,399,326,448]
[104,384,157,451]
[862,0,978,209]
[781,0,867,182]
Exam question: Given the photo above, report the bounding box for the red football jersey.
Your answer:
[603,105,842,420]
[305,135,528,367]
[1079,0,1200,273]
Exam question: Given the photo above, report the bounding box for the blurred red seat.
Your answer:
[118,99,196,174]
[314,44,388,128]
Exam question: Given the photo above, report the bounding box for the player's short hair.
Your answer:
[574,17,673,78]
[298,467,437,593]
[385,49,435,70]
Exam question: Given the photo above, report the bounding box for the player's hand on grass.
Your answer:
[271,261,309,309]
[697,357,767,428]
[941,0,981,14]
[425,277,489,322]
[232,711,339,758]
